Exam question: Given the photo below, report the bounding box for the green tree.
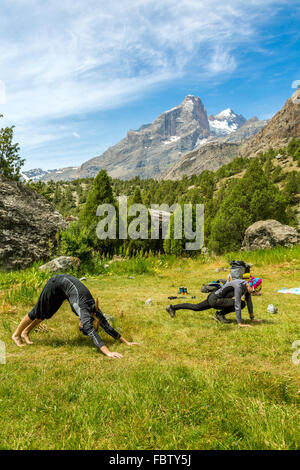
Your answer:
[0,115,24,180]
[129,186,143,205]
[283,171,300,204]
[79,169,117,254]
[64,186,75,209]
[53,184,62,206]
[209,160,289,254]
[60,222,94,261]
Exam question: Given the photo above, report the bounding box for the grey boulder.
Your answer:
[0,175,67,270]
[242,219,300,251]
[39,256,81,272]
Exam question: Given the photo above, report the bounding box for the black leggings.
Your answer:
[172,292,245,316]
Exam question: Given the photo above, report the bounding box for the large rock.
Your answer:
[0,175,67,270]
[39,256,81,272]
[242,220,300,251]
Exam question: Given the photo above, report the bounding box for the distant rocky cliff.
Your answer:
[77,95,211,180]
[162,142,240,180]
[162,87,300,181]
[161,117,268,180]
[22,95,271,182]
[238,86,300,157]
[0,175,67,270]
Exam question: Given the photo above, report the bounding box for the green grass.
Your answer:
[225,244,300,266]
[0,249,299,450]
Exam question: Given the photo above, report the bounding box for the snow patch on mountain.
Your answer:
[182,98,194,112]
[164,135,181,145]
[209,119,238,134]
[195,137,209,147]
[20,168,52,182]
[20,167,79,182]
[208,109,246,137]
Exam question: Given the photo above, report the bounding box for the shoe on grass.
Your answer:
[214,311,230,324]
[166,305,176,318]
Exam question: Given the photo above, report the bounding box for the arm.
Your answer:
[81,309,123,358]
[98,311,121,340]
[245,292,262,323]
[98,311,139,347]
[119,336,139,346]
[234,284,243,324]
[234,285,253,328]
[245,292,254,319]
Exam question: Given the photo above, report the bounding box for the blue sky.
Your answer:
[0,0,300,171]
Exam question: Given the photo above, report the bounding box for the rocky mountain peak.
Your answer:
[208,108,247,136]
[72,95,212,180]
[154,94,209,140]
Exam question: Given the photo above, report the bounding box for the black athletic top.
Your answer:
[29,274,121,349]
[214,279,253,323]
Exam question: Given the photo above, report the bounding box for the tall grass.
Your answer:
[0,264,52,305]
[224,244,300,266]
[0,255,183,305]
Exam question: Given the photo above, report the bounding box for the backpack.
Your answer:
[229,260,251,280]
[201,279,227,294]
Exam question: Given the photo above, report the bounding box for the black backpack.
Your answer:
[230,260,251,279]
[201,279,226,294]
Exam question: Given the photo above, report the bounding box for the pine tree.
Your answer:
[79,169,116,254]
[80,170,114,226]
[0,116,24,180]
[129,187,143,205]
[53,185,62,206]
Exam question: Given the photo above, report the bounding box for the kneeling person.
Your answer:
[166,277,262,328]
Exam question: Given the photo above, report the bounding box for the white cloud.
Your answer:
[0,0,294,165]
[0,80,6,104]
[72,132,80,138]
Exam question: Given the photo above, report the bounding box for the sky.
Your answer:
[0,0,300,171]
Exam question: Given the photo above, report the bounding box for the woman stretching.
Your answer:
[12,274,138,358]
[166,277,262,328]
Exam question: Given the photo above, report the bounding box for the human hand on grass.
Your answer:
[238,323,253,328]
[120,336,139,347]
[107,351,123,359]
[250,318,262,323]
[101,345,123,358]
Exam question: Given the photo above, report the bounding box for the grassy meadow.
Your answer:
[0,248,299,450]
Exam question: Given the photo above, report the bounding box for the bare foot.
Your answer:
[12,334,25,347]
[21,333,33,345]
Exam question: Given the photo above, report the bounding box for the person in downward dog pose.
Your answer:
[166,277,262,328]
[12,274,138,358]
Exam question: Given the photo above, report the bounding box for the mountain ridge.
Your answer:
[162,88,300,180]
[22,95,267,182]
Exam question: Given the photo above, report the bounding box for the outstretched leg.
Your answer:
[12,314,33,347]
[21,319,42,344]
[173,299,211,311]
[166,298,211,317]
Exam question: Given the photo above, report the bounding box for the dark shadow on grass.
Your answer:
[251,319,276,325]
[207,315,276,326]
[35,336,117,348]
